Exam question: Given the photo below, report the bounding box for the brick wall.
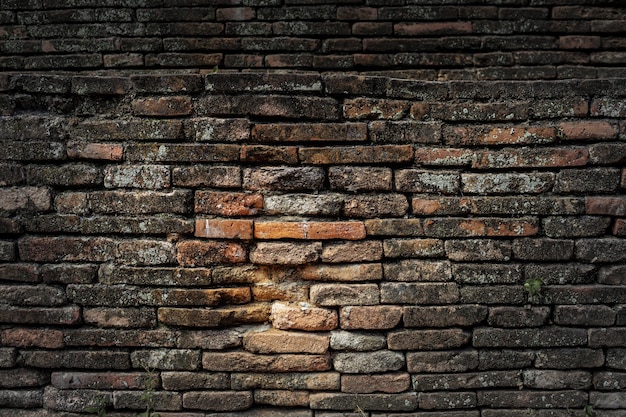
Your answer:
[1,1,626,417]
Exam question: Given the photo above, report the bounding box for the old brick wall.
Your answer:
[1,1,626,417]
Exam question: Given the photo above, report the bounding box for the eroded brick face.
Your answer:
[2,4,626,414]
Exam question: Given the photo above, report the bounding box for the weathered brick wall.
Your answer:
[1,1,626,417]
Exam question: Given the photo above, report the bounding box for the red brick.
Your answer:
[66,142,123,161]
[445,126,557,146]
[299,263,382,282]
[1,328,64,349]
[395,22,472,36]
[195,219,254,240]
[299,145,413,165]
[559,121,619,140]
[176,240,246,267]
[586,197,626,216]
[341,373,410,394]
[195,191,263,216]
[254,221,365,240]
[614,219,626,236]
[243,329,329,354]
[132,96,192,116]
[424,217,539,237]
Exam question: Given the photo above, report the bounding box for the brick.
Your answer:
[414,147,476,167]
[479,350,534,371]
[585,196,626,216]
[299,263,381,282]
[310,283,379,306]
[576,238,626,263]
[159,304,270,328]
[513,238,574,261]
[254,221,365,240]
[22,350,129,369]
[0,141,65,161]
[333,351,405,374]
[161,371,229,391]
[369,121,442,144]
[381,282,458,305]
[559,120,619,140]
[477,390,587,409]
[0,390,42,409]
[265,193,343,216]
[594,372,626,390]
[18,236,117,263]
[90,190,191,214]
[0,306,80,325]
[250,241,321,265]
[444,125,557,146]
[342,373,410,394]
[309,392,417,412]
[253,281,308,303]
[460,286,526,305]
[589,142,626,165]
[330,331,386,352]
[0,369,47,388]
[329,166,392,191]
[343,193,409,218]
[473,147,588,169]
[0,264,39,283]
[172,166,240,188]
[453,264,522,285]
[231,372,339,391]
[419,392,477,410]
[253,389,308,407]
[383,259,452,282]
[103,164,169,189]
[0,242,15,261]
[99,264,211,286]
[321,241,383,263]
[404,305,487,328]
[195,191,262,216]
[543,216,611,238]
[252,122,367,143]
[414,371,520,392]
[117,239,176,266]
[126,143,240,163]
[602,265,626,285]
[473,327,587,348]
[406,349,478,373]
[0,186,51,212]
[554,305,616,326]
[195,219,253,239]
[388,328,470,350]
[243,167,324,191]
[425,217,539,238]
[488,306,550,328]
[343,98,408,120]
[176,240,246,266]
[240,145,298,164]
[71,76,130,95]
[555,168,620,193]
[383,238,444,259]
[524,370,592,390]
[339,306,402,330]
[203,352,331,372]
[67,142,123,161]
[72,119,183,141]
[299,145,413,165]
[462,172,554,194]
[243,329,329,354]
[271,302,338,331]
[395,21,472,35]
[446,239,512,262]
[114,390,182,411]
[130,349,199,371]
[395,169,459,194]
[132,96,192,117]
[201,95,338,120]
[83,307,156,328]
[1,328,64,349]
[364,219,423,237]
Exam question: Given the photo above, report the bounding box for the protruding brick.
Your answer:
[310,284,379,306]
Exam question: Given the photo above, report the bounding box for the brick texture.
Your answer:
[1,4,626,415]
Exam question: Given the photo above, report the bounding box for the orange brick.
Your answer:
[195,191,263,216]
[254,221,366,240]
[559,121,618,140]
[67,142,123,161]
[243,329,329,354]
[195,219,254,239]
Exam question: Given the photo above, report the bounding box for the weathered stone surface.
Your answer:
[271,302,338,331]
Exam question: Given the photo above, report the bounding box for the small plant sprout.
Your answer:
[524,278,544,302]
[583,405,596,417]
